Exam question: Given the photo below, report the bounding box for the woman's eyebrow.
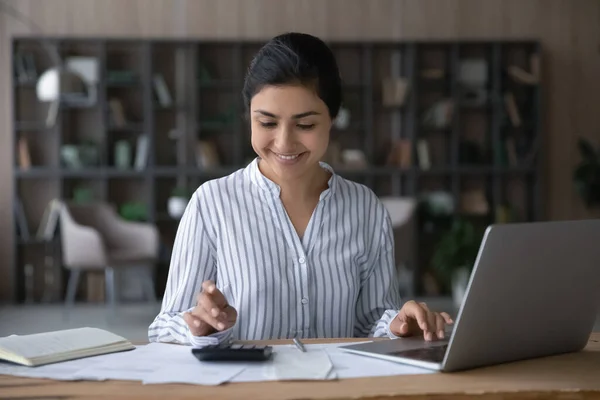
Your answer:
[253,110,320,119]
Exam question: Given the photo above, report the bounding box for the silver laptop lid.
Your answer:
[443,219,600,371]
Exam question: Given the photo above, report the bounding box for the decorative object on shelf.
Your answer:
[152,73,173,108]
[14,51,37,83]
[195,140,220,168]
[382,77,408,107]
[341,149,367,169]
[507,53,540,85]
[333,106,350,130]
[420,69,445,80]
[119,202,147,222]
[64,56,99,107]
[503,92,521,127]
[168,187,191,219]
[17,137,31,169]
[460,189,489,216]
[458,59,488,106]
[1,1,92,127]
[108,98,127,128]
[416,139,431,170]
[106,69,137,85]
[386,139,412,168]
[422,99,454,129]
[114,140,132,169]
[60,142,99,169]
[573,137,600,208]
[431,217,481,308]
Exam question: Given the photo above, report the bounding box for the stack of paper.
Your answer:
[0,341,434,385]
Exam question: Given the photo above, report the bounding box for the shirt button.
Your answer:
[299,257,306,264]
[301,297,308,304]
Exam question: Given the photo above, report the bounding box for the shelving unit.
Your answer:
[11,37,542,303]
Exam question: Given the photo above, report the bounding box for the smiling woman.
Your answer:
[148,32,453,346]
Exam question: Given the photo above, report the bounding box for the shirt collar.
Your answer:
[248,157,337,200]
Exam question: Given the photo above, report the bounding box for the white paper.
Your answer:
[144,363,245,386]
[0,341,436,386]
[0,351,130,381]
[264,347,333,381]
[73,343,192,382]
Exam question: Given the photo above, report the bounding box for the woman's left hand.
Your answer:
[389,300,454,341]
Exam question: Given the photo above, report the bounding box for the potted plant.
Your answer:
[168,187,190,219]
[431,217,481,308]
[573,137,600,208]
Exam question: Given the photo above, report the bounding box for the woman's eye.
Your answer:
[297,124,315,130]
[259,121,277,128]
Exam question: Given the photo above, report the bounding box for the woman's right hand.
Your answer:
[183,280,237,336]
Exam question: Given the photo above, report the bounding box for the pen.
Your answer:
[293,338,306,352]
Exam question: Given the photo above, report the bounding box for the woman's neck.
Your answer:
[259,160,330,203]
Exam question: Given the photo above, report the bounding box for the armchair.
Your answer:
[59,201,159,315]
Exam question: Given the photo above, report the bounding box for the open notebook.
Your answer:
[0,327,135,367]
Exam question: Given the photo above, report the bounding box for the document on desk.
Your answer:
[0,341,435,386]
[263,346,334,381]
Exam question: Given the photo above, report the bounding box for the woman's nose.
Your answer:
[273,125,295,150]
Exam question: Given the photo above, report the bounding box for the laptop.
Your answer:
[340,220,600,372]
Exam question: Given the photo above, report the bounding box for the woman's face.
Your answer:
[250,84,331,182]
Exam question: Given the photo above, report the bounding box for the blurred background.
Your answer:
[1,0,599,341]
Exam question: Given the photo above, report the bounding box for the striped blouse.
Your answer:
[148,158,402,346]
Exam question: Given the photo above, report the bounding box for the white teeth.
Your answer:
[275,153,299,160]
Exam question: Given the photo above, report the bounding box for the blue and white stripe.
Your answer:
[148,158,402,345]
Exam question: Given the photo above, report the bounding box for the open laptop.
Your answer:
[340,219,600,372]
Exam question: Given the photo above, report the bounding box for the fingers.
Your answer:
[440,312,454,325]
[407,301,429,332]
[420,302,437,341]
[201,280,228,309]
[183,311,211,336]
[389,315,411,337]
[399,301,455,341]
[435,313,446,339]
[195,304,228,332]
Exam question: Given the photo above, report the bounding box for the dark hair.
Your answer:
[242,32,342,119]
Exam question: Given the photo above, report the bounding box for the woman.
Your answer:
[148,32,453,346]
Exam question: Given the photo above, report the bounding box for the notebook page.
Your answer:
[0,328,129,360]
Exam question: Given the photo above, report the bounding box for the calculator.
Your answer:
[191,344,273,362]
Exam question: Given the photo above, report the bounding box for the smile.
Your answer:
[273,152,303,160]
[276,153,299,160]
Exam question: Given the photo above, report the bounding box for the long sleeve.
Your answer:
[354,209,402,338]
[148,189,232,345]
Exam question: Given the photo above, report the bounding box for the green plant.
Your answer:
[119,202,147,221]
[431,218,481,286]
[573,137,600,207]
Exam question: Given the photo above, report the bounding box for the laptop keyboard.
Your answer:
[390,344,448,363]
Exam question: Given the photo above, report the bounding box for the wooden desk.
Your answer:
[1,333,599,400]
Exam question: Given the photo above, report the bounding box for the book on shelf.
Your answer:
[36,199,61,241]
[17,137,31,169]
[195,140,220,168]
[13,197,30,240]
[152,74,173,108]
[503,92,521,127]
[0,327,134,367]
[108,98,127,128]
[507,54,540,85]
[134,134,149,170]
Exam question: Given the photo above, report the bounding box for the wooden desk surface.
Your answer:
[1,333,599,400]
